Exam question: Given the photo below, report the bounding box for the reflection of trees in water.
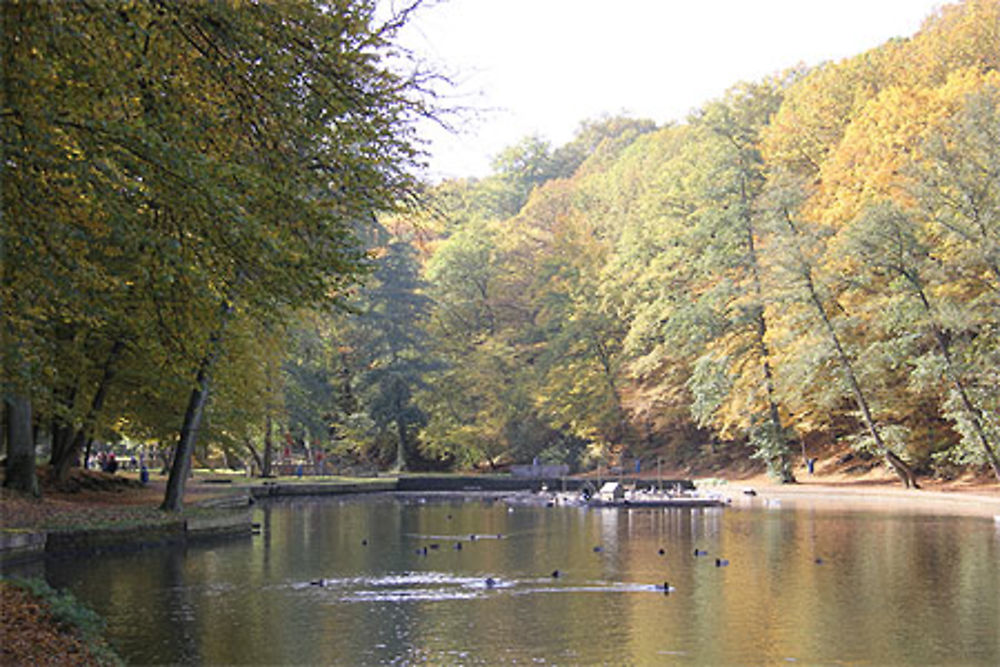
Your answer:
[29,501,1000,664]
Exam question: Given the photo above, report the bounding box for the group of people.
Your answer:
[87,451,142,474]
[93,451,120,473]
[86,451,150,484]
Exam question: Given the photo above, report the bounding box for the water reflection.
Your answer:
[23,494,1000,665]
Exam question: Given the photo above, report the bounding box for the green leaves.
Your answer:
[397,1,999,481]
[3,1,434,484]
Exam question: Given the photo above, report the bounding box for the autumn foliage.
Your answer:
[3,1,998,488]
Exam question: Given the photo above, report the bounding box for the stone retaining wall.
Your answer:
[248,480,397,499]
[1,509,253,567]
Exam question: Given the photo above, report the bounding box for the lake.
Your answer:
[22,492,1000,664]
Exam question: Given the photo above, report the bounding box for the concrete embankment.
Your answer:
[248,479,398,498]
[1,504,254,567]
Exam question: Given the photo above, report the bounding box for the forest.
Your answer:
[3,0,999,505]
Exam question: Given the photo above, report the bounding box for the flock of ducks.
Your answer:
[307,501,833,592]
[306,531,809,594]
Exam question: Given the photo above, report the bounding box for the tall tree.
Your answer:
[3,1,434,508]
[904,78,1000,476]
[683,80,797,482]
[763,177,920,488]
[3,396,39,497]
[843,202,1000,480]
[352,240,436,471]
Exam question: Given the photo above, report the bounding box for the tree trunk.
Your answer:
[391,379,408,472]
[756,308,796,483]
[593,336,631,449]
[262,416,274,477]
[48,418,75,474]
[743,197,794,483]
[3,396,40,497]
[910,280,1000,482]
[806,276,919,488]
[84,437,95,469]
[52,429,87,484]
[394,416,407,472]
[161,355,212,512]
[161,299,233,511]
[245,437,263,476]
[51,339,125,483]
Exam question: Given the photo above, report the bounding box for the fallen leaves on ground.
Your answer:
[0,582,112,667]
[0,466,234,531]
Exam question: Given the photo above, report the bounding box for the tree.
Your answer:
[2,1,435,509]
[763,177,920,488]
[550,115,657,178]
[843,202,1000,480]
[351,240,436,471]
[489,136,560,217]
[517,179,633,462]
[683,80,797,482]
[793,55,1000,478]
[3,396,39,497]
[600,124,718,459]
[903,78,1000,476]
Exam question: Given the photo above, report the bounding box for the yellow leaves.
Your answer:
[761,47,899,176]
[803,67,998,232]
[900,0,1000,87]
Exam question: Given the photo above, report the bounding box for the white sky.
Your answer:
[394,0,946,181]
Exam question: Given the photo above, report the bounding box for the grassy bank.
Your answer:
[0,577,122,666]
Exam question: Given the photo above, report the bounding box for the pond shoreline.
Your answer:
[747,482,1000,519]
[3,472,998,566]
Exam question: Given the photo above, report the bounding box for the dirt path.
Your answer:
[728,479,1000,518]
[678,461,1000,518]
[631,448,1000,519]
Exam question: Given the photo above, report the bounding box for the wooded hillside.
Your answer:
[4,0,997,495]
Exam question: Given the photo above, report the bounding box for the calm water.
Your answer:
[21,493,1000,665]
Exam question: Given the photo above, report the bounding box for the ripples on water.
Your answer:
[297,571,673,603]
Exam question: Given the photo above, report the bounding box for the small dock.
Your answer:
[585,482,726,509]
[587,496,727,509]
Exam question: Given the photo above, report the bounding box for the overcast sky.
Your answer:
[394,0,945,181]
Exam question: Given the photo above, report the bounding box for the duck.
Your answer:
[551,570,560,578]
[655,581,674,594]
[658,548,666,556]
[485,577,497,588]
